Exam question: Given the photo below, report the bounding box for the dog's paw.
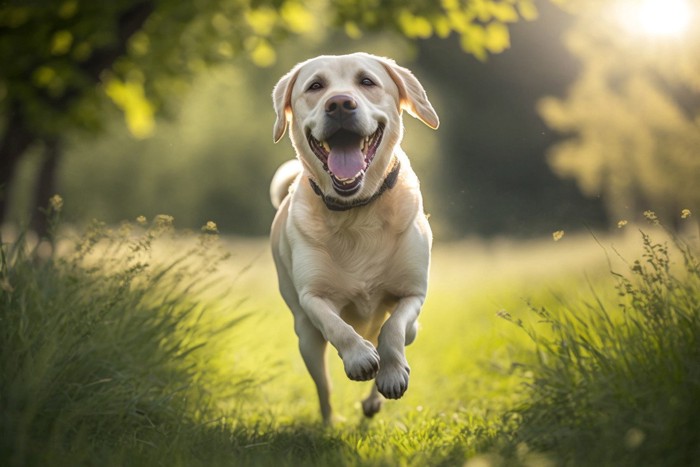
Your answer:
[342,339,380,381]
[361,393,383,418]
[375,360,410,399]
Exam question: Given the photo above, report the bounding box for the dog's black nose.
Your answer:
[325,94,357,119]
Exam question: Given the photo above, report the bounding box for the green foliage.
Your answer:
[0,208,245,465]
[55,63,292,234]
[332,0,539,60]
[1,0,545,234]
[538,0,700,225]
[0,206,548,465]
[0,0,538,140]
[0,0,324,139]
[3,205,700,465]
[502,230,700,465]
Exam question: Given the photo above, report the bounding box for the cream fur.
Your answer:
[269,53,438,423]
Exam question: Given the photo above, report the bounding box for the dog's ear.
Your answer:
[272,66,300,143]
[379,58,439,130]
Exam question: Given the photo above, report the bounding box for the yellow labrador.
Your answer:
[269,53,439,423]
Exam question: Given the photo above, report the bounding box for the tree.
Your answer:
[538,0,700,227]
[1,0,539,232]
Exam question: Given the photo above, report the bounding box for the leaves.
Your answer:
[538,0,700,226]
[104,77,155,139]
[0,0,538,138]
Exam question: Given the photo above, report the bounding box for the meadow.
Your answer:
[1,211,698,466]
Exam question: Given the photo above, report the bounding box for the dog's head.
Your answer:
[272,53,439,200]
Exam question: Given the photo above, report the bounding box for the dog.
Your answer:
[269,52,439,423]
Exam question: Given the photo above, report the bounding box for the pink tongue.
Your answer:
[327,146,366,180]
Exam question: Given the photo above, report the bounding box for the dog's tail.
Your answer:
[270,159,302,210]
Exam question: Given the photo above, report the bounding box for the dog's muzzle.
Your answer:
[307,123,384,197]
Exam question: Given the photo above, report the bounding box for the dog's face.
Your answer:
[273,53,439,199]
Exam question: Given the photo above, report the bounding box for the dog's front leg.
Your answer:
[375,295,424,399]
[299,293,380,381]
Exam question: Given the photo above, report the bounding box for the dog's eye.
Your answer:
[360,77,376,87]
[307,82,323,91]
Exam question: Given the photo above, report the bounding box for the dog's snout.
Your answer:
[325,94,357,119]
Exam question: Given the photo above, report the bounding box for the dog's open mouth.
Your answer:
[307,124,384,197]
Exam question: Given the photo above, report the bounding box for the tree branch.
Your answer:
[80,1,155,82]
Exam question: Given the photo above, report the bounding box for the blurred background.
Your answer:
[1,0,698,239]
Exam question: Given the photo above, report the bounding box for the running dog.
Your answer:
[269,52,439,423]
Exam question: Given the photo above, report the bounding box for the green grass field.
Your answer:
[1,214,698,466]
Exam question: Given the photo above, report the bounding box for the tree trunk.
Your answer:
[31,137,61,237]
[1,1,155,229]
[0,101,37,225]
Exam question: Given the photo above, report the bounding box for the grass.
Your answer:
[500,230,700,466]
[0,215,246,466]
[1,206,698,466]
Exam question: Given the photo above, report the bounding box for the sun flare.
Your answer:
[616,0,692,37]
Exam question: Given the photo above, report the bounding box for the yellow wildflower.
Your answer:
[617,220,628,229]
[153,214,174,229]
[681,209,691,219]
[49,194,63,212]
[201,221,219,234]
[643,210,659,225]
[552,230,565,242]
[136,215,147,225]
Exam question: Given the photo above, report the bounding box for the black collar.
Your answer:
[308,158,401,212]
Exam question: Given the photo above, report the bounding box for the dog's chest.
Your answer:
[318,228,399,312]
[290,192,423,316]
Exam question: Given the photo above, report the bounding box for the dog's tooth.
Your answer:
[336,174,360,185]
[322,141,330,153]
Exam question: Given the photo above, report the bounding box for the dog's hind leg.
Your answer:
[295,315,333,423]
[361,384,383,418]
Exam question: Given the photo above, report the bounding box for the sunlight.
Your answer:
[616,0,692,37]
